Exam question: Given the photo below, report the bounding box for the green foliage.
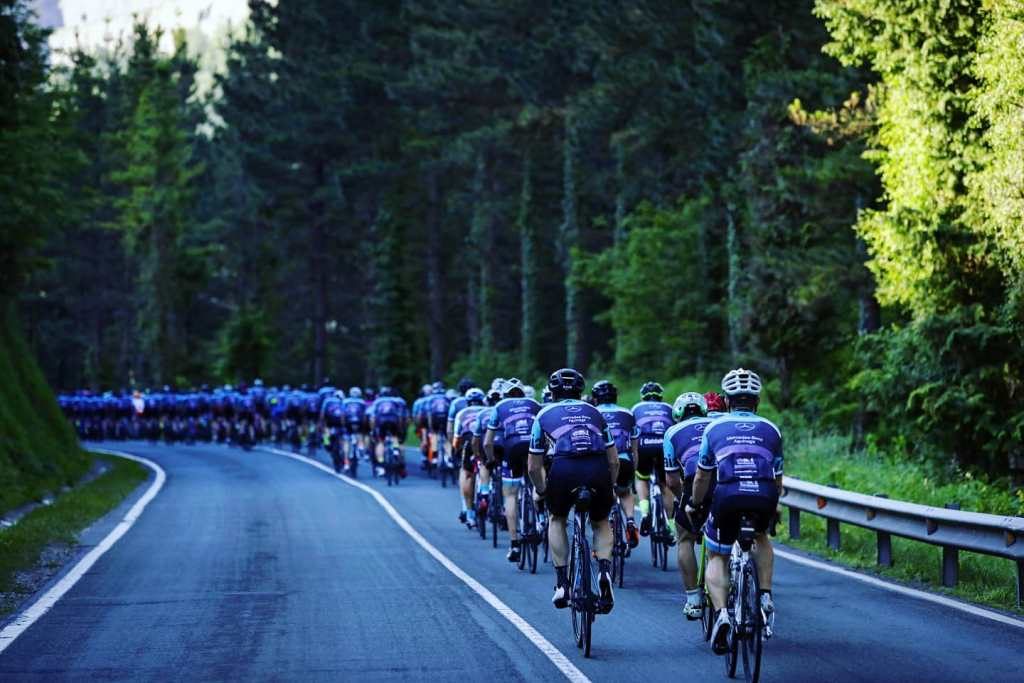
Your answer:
[215,306,273,384]
[0,303,88,513]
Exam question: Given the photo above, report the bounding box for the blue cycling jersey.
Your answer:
[529,399,614,459]
[447,396,468,423]
[663,416,714,477]
[631,400,673,449]
[596,403,638,456]
[342,397,366,424]
[487,397,541,448]
[454,405,485,439]
[369,396,407,423]
[697,410,783,487]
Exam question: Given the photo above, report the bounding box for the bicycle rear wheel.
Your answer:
[740,560,764,683]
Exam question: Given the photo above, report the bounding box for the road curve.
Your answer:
[0,441,1021,682]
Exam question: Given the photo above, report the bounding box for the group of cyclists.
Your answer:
[59,381,415,477]
[416,367,782,663]
[62,364,782,667]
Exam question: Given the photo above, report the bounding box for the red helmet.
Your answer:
[704,391,726,413]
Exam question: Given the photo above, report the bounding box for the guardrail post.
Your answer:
[941,503,960,587]
[1017,560,1023,609]
[827,518,841,551]
[874,494,892,567]
[788,506,800,539]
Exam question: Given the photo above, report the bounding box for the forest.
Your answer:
[3,0,1023,479]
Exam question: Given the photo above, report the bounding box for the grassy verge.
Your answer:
[779,431,1023,613]
[0,454,148,617]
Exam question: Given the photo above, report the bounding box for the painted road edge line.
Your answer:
[264,448,590,683]
[775,548,1024,630]
[0,449,167,654]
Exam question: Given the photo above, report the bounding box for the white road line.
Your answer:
[0,449,166,654]
[263,448,591,683]
[774,548,1024,630]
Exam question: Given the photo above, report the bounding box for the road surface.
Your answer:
[1,441,1020,681]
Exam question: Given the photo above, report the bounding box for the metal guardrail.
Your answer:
[780,476,1024,608]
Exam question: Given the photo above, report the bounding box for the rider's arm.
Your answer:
[483,428,495,463]
[663,436,683,497]
[446,419,455,444]
[528,418,547,494]
[606,443,619,485]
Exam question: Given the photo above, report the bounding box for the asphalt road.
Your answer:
[1,441,1021,681]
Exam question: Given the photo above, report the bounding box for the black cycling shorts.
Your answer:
[615,456,635,492]
[503,442,529,479]
[635,443,665,481]
[673,475,717,536]
[545,454,614,522]
[374,421,402,439]
[704,481,778,553]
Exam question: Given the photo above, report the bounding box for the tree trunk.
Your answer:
[471,148,495,355]
[561,114,581,368]
[726,206,740,363]
[425,167,445,378]
[518,151,538,373]
[310,160,329,385]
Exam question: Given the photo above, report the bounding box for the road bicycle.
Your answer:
[383,434,404,486]
[516,477,542,574]
[609,500,629,588]
[436,431,457,488]
[488,468,505,548]
[721,513,773,682]
[568,487,599,658]
[649,482,672,571]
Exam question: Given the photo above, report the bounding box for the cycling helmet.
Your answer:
[490,377,506,391]
[640,381,664,401]
[465,388,486,406]
[704,391,726,413]
[502,377,526,398]
[591,380,618,405]
[334,389,345,399]
[321,377,332,389]
[721,368,762,397]
[486,388,502,406]
[672,392,707,421]
[431,381,445,394]
[548,368,585,399]
[457,377,475,394]
[379,386,395,397]
[541,387,553,403]
[445,388,459,400]
[364,387,376,400]
[254,378,264,387]
[421,384,432,396]
[349,386,362,398]
[523,385,536,400]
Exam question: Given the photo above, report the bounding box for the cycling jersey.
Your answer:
[595,403,638,456]
[487,397,541,448]
[320,397,345,427]
[447,396,468,423]
[342,397,367,429]
[697,411,783,485]
[529,399,614,460]
[631,400,673,450]
[454,405,486,442]
[664,416,715,478]
[425,393,450,427]
[369,396,407,423]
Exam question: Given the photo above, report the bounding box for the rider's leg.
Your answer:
[706,553,730,609]
[591,518,613,560]
[636,476,651,519]
[677,530,698,589]
[503,481,519,541]
[548,515,569,565]
[751,533,774,591]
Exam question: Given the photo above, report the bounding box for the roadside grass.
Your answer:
[780,432,1023,614]
[0,455,148,617]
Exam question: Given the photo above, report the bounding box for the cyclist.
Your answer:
[632,381,675,539]
[527,368,618,614]
[704,391,726,418]
[320,390,347,472]
[687,368,782,655]
[446,377,476,449]
[454,388,487,526]
[484,378,541,563]
[342,387,368,467]
[664,392,715,619]
[473,384,504,514]
[592,380,640,549]
[424,382,451,470]
[412,384,432,460]
[368,386,409,474]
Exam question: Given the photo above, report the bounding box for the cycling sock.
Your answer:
[759,589,772,596]
[598,559,611,575]
[639,499,650,516]
[510,539,521,548]
[555,565,568,586]
[686,589,701,605]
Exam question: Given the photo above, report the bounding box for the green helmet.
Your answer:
[672,392,707,421]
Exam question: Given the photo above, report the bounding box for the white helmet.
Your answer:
[672,392,707,420]
[349,387,362,399]
[501,377,525,397]
[490,377,506,391]
[334,389,345,399]
[721,368,762,397]
[523,385,536,399]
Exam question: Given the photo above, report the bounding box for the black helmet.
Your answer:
[548,368,585,400]
[457,377,475,394]
[485,388,502,406]
[591,380,617,405]
[640,381,664,401]
[379,386,394,397]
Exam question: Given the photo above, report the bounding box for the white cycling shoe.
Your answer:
[710,609,732,655]
[683,600,703,620]
[760,592,774,614]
